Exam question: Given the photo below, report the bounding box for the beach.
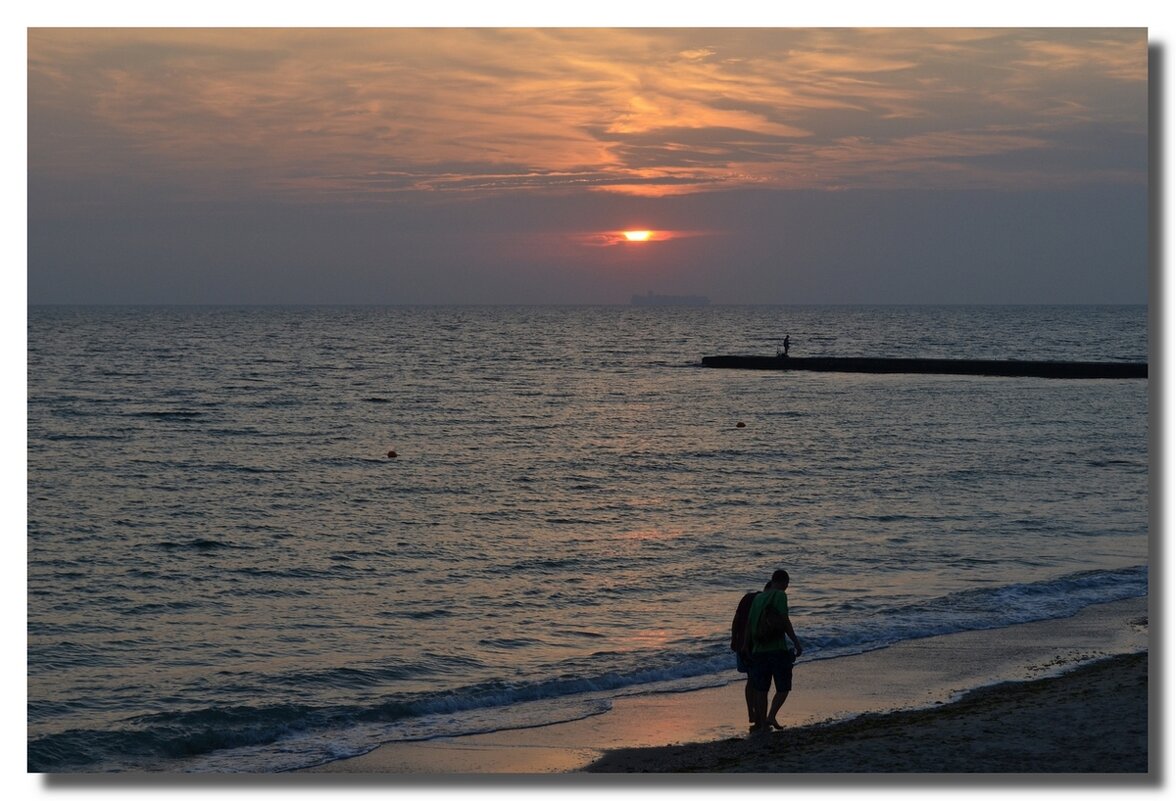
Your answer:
[304,595,1148,774]
[585,651,1147,773]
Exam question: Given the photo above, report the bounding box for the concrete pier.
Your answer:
[700,355,1147,379]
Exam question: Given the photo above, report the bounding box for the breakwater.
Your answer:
[700,356,1147,379]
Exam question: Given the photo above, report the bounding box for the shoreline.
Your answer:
[303,595,1148,775]
[585,651,1148,773]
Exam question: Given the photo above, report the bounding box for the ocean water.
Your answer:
[26,305,1149,772]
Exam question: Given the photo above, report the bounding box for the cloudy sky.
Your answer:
[27,27,1148,304]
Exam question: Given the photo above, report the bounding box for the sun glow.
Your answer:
[569,229,709,247]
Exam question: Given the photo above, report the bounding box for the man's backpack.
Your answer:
[730,591,757,652]
[755,593,788,643]
[741,589,786,651]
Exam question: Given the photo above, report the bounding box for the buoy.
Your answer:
[735,422,746,428]
[387,450,398,458]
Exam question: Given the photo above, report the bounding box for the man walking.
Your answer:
[745,569,803,732]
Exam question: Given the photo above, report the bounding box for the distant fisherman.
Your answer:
[779,335,791,358]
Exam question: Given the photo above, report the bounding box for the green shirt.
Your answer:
[747,589,792,654]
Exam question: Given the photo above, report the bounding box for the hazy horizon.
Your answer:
[23,299,1152,307]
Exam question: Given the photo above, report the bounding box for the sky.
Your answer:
[27,26,1149,305]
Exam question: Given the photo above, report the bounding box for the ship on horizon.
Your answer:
[631,291,711,307]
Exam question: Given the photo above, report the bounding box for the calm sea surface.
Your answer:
[27,305,1149,772]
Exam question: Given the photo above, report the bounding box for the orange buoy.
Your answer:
[735,422,746,428]
[387,450,398,458]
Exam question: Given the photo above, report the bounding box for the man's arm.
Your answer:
[782,615,803,657]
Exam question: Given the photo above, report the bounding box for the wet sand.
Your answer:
[304,596,1148,775]
[586,651,1148,773]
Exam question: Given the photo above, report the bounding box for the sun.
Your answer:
[622,230,652,242]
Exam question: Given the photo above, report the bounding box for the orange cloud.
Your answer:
[28,28,1147,205]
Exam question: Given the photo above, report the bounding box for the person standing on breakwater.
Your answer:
[745,569,803,733]
[731,581,771,728]
[778,335,791,358]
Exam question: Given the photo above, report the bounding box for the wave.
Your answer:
[810,565,1148,660]
[39,432,129,442]
[27,565,1146,773]
[130,410,207,420]
[155,538,250,551]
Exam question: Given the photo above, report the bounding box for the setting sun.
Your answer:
[571,229,700,247]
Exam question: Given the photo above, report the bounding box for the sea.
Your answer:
[26,304,1149,773]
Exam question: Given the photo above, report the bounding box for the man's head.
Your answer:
[770,569,790,590]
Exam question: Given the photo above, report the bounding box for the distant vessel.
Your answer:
[631,291,710,307]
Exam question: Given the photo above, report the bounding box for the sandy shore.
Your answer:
[304,596,1148,775]
[585,651,1148,773]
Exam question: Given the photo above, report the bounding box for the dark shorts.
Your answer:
[735,651,750,674]
[748,649,794,693]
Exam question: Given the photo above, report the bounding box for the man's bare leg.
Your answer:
[767,689,790,729]
[750,691,768,732]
